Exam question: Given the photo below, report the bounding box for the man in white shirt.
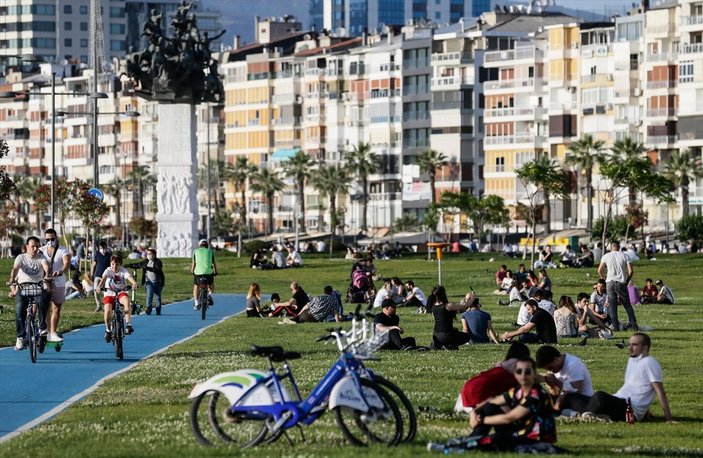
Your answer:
[598,241,638,331]
[401,280,427,313]
[584,333,674,422]
[286,246,303,267]
[536,345,593,413]
[39,228,71,343]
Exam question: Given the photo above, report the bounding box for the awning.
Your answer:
[270,148,300,162]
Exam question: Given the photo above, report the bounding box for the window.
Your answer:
[80,22,88,31]
[110,24,125,35]
[64,21,72,31]
[64,38,72,47]
[680,60,694,83]
[80,5,88,14]
[110,40,126,51]
[64,5,72,14]
[80,39,88,48]
[630,53,638,70]
[495,157,505,173]
[109,7,125,18]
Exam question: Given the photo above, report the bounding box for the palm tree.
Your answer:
[250,167,284,235]
[222,157,255,227]
[13,175,42,231]
[104,177,127,238]
[344,142,381,232]
[127,165,156,219]
[415,149,448,205]
[312,164,350,256]
[566,134,606,232]
[662,149,703,216]
[611,137,647,207]
[283,150,313,232]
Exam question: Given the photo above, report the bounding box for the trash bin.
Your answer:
[569,235,580,248]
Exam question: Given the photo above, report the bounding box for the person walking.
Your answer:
[598,241,638,332]
[128,248,165,315]
[39,228,71,343]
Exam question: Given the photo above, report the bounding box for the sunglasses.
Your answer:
[515,368,533,376]
[45,238,56,241]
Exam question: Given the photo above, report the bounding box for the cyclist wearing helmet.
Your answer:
[192,239,217,310]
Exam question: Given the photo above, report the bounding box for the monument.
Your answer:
[126,1,224,257]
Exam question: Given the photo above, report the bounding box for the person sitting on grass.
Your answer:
[654,279,675,304]
[460,294,500,344]
[275,282,309,315]
[245,282,263,317]
[574,244,594,268]
[498,279,525,306]
[501,299,557,344]
[373,299,417,350]
[535,345,593,414]
[290,285,341,323]
[286,245,303,268]
[466,357,557,450]
[640,278,658,304]
[431,287,475,349]
[553,296,579,338]
[266,293,298,317]
[401,279,428,313]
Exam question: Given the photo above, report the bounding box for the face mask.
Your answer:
[45,239,57,247]
[147,255,155,261]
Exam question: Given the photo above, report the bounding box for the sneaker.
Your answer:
[156,307,161,316]
[104,330,112,343]
[14,337,25,350]
[581,411,611,421]
[426,442,445,453]
[278,317,297,325]
[207,295,214,306]
[145,306,152,315]
[125,324,134,335]
[48,332,63,342]
[560,409,580,418]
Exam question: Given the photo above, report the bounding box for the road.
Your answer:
[0,294,245,442]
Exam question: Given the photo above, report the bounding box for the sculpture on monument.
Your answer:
[126,1,225,103]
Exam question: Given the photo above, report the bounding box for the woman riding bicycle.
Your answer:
[96,254,138,342]
[7,236,51,350]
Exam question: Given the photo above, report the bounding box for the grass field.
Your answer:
[1,251,703,457]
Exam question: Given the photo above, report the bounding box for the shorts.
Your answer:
[103,292,128,305]
[194,274,214,286]
[49,286,66,305]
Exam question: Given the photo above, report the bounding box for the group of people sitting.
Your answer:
[532,244,596,269]
[435,335,674,452]
[249,244,303,270]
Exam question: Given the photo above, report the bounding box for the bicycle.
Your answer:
[195,276,210,320]
[107,285,133,360]
[325,307,418,444]
[11,281,48,363]
[188,338,402,448]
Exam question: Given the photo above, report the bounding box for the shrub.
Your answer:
[676,214,703,244]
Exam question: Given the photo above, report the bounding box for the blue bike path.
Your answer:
[0,294,245,443]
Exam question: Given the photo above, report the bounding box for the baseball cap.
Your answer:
[199,239,208,246]
[381,298,397,309]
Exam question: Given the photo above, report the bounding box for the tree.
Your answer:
[250,167,284,235]
[676,214,703,245]
[566,134,606,231]
[127,165,156,219]
[437,192,509,243]
[345,142,381,232]
[283,149,313,232]
[72,179,110,234]
[13,174,42,232]
[415,149,448,205]
[0,138,15,201]
[35,177,76,239]
[516,156,569,266]
[222,157,256,255]
[393,214,421,232]
[598,154,673,248]
[662,149,703,217]
[611,137,647,207]
[312,164,350,256]
[104,177,127,239]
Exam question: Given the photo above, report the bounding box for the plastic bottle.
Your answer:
[625,398,635,424]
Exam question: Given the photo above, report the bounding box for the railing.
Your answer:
[484,107,539,118]
[647,134,678,145]
[431,51,473,62]
[272,116,300,126]
[646,80,677,89]
[484,134,540,146]
[484,46,536,63]
[646,108,676,117]
[484,78,535,90]
[682,43,703,54]
[580,74,613,84]
[646,52,678,62]
[431,75,472,86]
[402,112,430,122]
[681,15,703,26]
[305,68,325,76]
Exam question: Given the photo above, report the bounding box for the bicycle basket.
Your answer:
[353,331,389,356]
[19,283,44,297]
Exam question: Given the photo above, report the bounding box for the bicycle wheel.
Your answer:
[189,390,268,448]
[200,288,208,320]
[334,378,402,447]
[373,376,417,443]
[27,317,37,364]
[112,314,123,360]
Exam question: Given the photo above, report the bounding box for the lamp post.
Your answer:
[206,103,211,242]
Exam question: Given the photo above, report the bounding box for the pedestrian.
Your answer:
[598,241,638,331]
[39,228,71,343]
[128,248,165,315]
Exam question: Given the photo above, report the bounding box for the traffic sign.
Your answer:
[87,187,104,202]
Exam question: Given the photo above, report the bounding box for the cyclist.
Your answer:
[7,236,50,350]
[39,228,71,343]
[96,254,138,342]
[192,239,217,310]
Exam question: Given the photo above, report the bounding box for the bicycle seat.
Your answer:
[250,345,301,362]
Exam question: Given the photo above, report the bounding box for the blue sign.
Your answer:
[87,187,104,202]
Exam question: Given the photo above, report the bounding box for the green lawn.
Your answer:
[2,251,703,457]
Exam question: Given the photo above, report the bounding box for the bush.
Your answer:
[592,215,631,240]
[242,239,270,254]
[676,214,703,243]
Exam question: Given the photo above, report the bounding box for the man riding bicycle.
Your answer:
[192,239,218,310]
[96,254,138,342]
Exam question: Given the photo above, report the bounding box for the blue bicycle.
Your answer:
[188,342,402,448]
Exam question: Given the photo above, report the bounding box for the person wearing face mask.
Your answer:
[127,248,165,315]
[91,241,112,312]
[39,228,71,343]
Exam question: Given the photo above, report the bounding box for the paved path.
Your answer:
[0,294,245,443]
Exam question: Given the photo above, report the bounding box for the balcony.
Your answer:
[647,134,678,145]
[645,52,678,62]
[580,74,613,84]
[646,108,677,117]
[682,43,703,54]
[483,78,535,91]
[484,107,540,118]
[485,46,536,63]
[484,134,543,146]
[431,51,473,63]
[580,44,611,58]
[646,80,677,89]
[431,75,473,87]
[272,116,301,126]
[681,15,703,26]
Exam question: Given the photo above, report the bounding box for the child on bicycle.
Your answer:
[96,254,138,342]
